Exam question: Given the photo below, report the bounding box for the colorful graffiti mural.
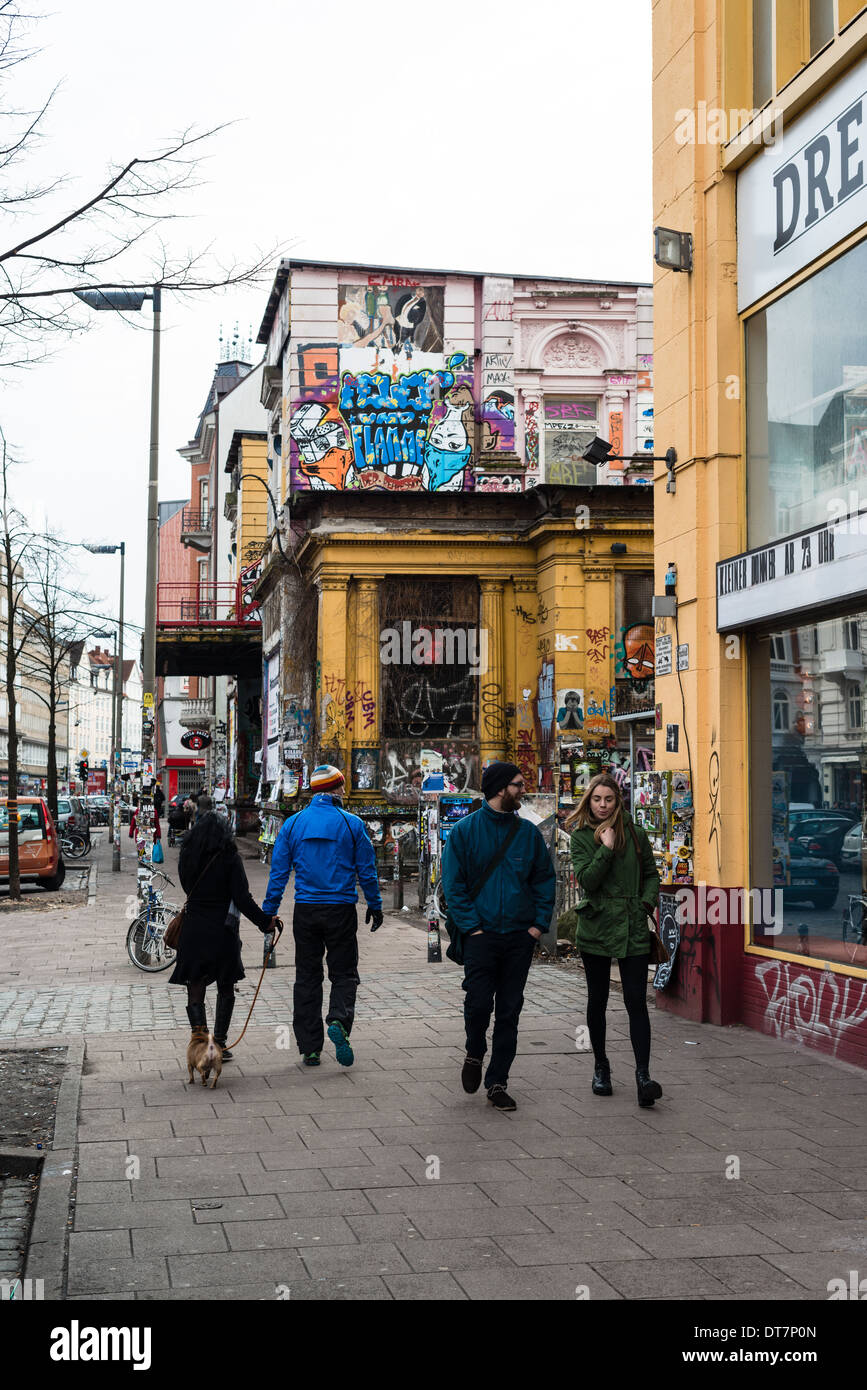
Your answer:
[291,346,475,493]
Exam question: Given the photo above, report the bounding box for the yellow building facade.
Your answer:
[653,1,867,1061]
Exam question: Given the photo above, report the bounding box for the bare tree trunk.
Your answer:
[47,669,58,820]
[4,528,20,898]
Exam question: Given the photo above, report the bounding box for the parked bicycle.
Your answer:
[60,831,91,859]
[842,894,867,946]
[126,866,181,972]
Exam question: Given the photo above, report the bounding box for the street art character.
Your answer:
[292,401,354,490]
[556,690,584,729]
[424,387,473,491]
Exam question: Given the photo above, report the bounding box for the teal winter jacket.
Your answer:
[441,802,556,935]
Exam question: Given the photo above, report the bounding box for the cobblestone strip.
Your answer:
[0,966,585,1038]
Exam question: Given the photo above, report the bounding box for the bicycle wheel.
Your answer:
[126,910,177,972]
[66,834,89,859]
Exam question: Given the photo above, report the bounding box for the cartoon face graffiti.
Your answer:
[424,384,473,491]
[622,624,655,685]
[292,401,354,489]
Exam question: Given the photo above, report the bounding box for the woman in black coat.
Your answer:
[169,813,276,1059]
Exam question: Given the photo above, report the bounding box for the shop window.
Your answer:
[751,608,866,966]
[747,239,867,547]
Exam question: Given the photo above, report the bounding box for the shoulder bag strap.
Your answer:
[467,815,523,901]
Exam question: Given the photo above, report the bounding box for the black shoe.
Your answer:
[302,1052,321,1067]
[461,1055,483,1093]
[636,1067,663,1107]
[487,1084,517,1111]
[592,1059,613,1096]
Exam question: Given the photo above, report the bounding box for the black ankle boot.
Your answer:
[214,991,235,1060]
[591,1058,612,1096]
[635,1067,662,1107]
[186,1002,207,1036]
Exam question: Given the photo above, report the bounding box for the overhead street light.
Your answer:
[76,286,160,821]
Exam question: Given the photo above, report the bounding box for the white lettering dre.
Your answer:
[49,1322,152,1371]
[774,96,864,252]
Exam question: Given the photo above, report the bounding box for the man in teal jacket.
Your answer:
[262,764,383,1068]
[442,761,555,1111]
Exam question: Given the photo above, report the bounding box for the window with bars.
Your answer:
[380,578,479,740]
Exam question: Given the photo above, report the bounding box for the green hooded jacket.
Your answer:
[569,811,661,958]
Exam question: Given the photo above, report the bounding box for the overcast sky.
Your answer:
[2,0,653,659]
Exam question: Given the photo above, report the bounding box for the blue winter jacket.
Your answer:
[441,801,556,935]
[261,794,383,914]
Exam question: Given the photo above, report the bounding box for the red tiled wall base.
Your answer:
[741,954,867,1069]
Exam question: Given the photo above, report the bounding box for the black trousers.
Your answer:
[463,929,536,1089]
[580,951,652,1070]
[292,902,359,1054]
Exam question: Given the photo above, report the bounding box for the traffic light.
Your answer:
[78,759,88,784]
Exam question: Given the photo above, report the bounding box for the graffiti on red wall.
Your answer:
[754,959,867,1056]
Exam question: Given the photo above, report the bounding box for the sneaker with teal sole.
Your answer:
[302,1052,320,1067]
[327,1021,354,1067]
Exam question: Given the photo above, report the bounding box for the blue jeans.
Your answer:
[462,929,536,1088]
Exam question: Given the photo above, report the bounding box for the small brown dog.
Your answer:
[187,1026,223,1088]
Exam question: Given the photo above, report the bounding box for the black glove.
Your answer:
[366,907,384,932]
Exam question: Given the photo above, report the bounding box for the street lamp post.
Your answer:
[76,284,160,848]
[84,542,126,872]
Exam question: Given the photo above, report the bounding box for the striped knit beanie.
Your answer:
[310,764,345,794]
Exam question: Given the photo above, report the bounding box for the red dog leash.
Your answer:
[225,919,284,1051]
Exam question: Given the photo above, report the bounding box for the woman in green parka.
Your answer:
[568,772,663,1107]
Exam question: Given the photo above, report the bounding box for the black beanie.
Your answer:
[481,761,522,800]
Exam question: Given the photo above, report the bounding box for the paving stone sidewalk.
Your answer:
[5,833,867,1300]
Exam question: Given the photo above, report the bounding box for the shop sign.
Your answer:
[655,635,673,676]
[180,729,212,751]
[737,57,867,311]
[716,515,867,630]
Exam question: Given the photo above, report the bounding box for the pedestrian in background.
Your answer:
[442,761,556,1112]
[170,811,277,1058]
[568,772,663,1107]
[261,764,383,1068]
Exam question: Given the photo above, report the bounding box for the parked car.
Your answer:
[790,814,859,868]
[0,797,65,891]
[783,849,839,910]
[841,823,864,870]
[55,796,90,838]
[87,797,111,826]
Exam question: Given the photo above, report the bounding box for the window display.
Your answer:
[753,608,867,963]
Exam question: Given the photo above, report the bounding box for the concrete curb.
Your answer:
[24,1037,85,1301]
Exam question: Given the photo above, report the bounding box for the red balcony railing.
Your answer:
[156,580,261,627]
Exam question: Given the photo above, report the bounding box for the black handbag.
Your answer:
[443,816,523,965]
[627,821,669,965]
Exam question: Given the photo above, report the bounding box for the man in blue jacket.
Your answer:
[262,764,383,1067]
[442,761,556,1111]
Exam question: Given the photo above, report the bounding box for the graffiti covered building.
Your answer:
[252,259,654,855]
